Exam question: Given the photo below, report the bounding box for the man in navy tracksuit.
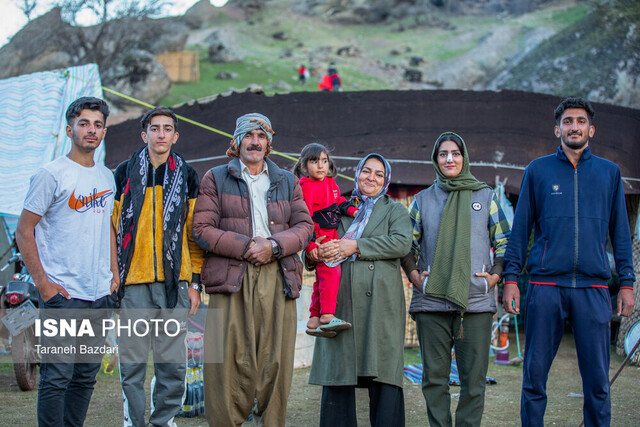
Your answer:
[503,97,635,427]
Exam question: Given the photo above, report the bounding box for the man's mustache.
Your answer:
[246,145,263,151]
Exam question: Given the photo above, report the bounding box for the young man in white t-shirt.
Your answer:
[15,96,119,427]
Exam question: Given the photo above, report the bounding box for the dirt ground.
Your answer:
[1,331,639,426]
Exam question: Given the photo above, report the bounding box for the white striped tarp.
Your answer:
[0,63,104,217]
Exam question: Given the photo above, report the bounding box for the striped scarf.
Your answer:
[116,147,188,308]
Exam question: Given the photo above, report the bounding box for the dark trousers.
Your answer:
[415,311,492,427]
[37,293,115,427]
[319,379,405,427]
[521,285,611,427]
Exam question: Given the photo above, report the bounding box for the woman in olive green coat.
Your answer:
[307,153,412,427]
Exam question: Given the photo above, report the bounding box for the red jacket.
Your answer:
[318,75,332,91]
[300,176,356,252]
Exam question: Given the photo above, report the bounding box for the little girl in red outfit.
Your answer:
[293,143,357,338]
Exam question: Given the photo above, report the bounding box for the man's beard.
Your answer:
[561,133,589,150]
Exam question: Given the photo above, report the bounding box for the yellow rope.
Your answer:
[100,86,155,110]
[67,70,354,180]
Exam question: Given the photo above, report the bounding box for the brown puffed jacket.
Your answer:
[192,157,313,298]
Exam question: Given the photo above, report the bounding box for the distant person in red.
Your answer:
[292,143,357,337]
[298,64,310,85]
[318,64,342,92]
[318,73,332,91]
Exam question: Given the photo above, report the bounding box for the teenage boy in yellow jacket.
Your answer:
[112,107,204,427]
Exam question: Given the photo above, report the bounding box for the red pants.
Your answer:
[309,262,342,317]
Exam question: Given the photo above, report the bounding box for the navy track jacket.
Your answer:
[504,146,635,290]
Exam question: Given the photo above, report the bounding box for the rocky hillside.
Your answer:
[0,0,638,110]
[292,0,558,22]
[490,0,640,108]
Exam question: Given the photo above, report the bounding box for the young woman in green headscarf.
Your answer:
[401,132,512,426]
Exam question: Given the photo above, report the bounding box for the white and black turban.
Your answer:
[226,112,275,158]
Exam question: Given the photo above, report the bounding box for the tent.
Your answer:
[0,63,105,218]
[105,89,640,200]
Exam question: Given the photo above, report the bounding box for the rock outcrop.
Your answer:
[491,4,640,109]
[0,9,80,80]
[0,8,190,107]
[182,0,222,28]
[205,30,243,63]
[101,50,171,108]
[292,0,558,22]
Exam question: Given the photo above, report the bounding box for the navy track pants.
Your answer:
[521,284,612,427]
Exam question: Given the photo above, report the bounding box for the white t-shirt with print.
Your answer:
[23,155,115,301]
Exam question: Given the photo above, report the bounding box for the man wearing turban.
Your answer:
[193,113,313,425]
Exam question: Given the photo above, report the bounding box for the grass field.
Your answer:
[1,330,639,426]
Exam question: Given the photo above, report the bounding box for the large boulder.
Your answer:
[137,18,190,54]
[205,30,243,63]
[404,68,422,82]
[0,8,81,79]
[101,49,171,107]
[182,0,221,29]
[270,81,293,91]
[216,71,238,80]
[0,10,189,81]
[87,16,189,62]
[0,9,187,109]
[336,44,362,57]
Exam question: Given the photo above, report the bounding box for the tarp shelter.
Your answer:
[0,63,105,218]
[105,89,640,200]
